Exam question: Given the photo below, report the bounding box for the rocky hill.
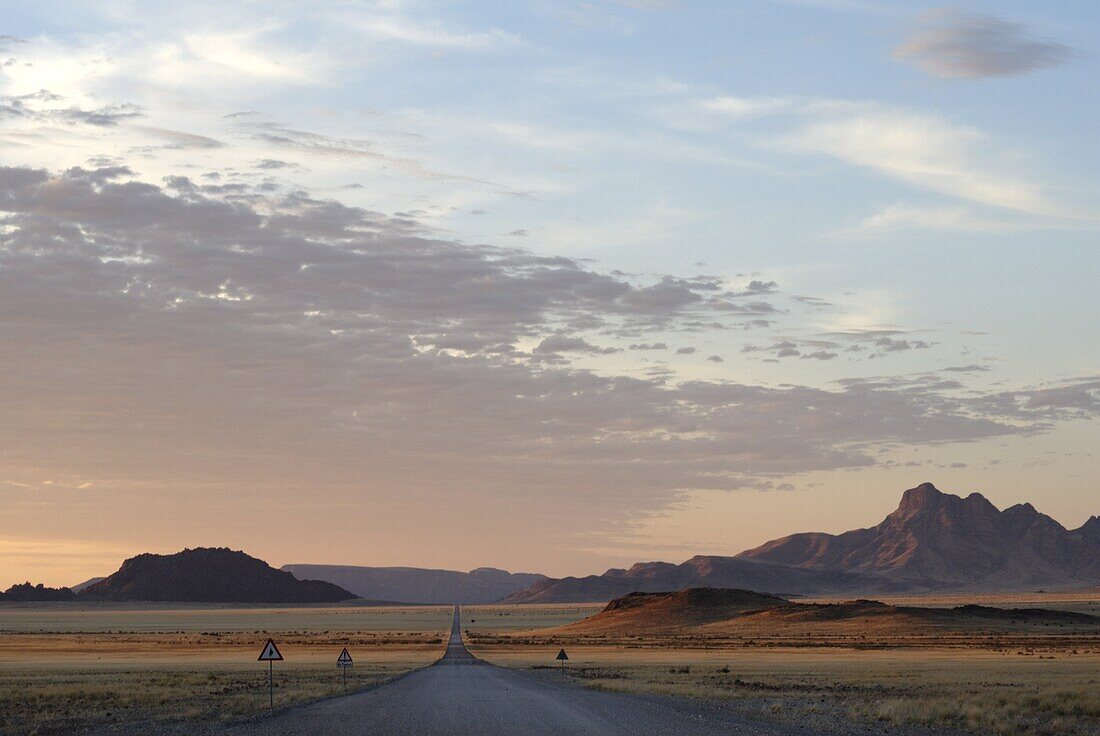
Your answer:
[549,587,1100,638]
[282,564,544,605]
[507,483,1100,603]
[0,582,76,602]
[559,588,788,633]
[81,548,357,603]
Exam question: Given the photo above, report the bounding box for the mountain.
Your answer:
[71,577,106,593]
[282,564,546,604]
[81,548,357,603]
[738,482,1100,591]
[0,582,76,602]
[507,483,1100,603]
[502,556,882,604]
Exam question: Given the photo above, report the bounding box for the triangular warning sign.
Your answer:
[556,648,569,661]
[337,647,353,666]
[258,639,283,661]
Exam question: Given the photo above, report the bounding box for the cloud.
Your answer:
[894,10,1073,79]
[356,15,521,50]
[701,96,793,118]
[702,93,1071,219]
[535,335,620,355]
[244,121,490,184]
[0,165,1095,549]
[794,106,1050,215]
[742,331,932,362]
[853,202,1047,235]
[138,127,225,149]
[0,92,142,127]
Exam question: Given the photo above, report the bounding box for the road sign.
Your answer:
[258,639,283,662]
[337,647,353,690]
[258,639,283,709]
[556,648,569,678]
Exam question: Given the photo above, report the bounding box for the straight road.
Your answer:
[225,606,807,736]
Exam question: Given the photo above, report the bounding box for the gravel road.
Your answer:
[220,606,811,736]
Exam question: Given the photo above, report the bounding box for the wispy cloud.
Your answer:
[703,93,1070,218]
[794,107,1050,214]
[848,202,1061,235]
[355,15,521,50]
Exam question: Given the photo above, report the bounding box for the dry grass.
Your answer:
[860,685,1100,736]
[467,602,1100,736]
[0,603,452,735]
[475,648,1100,735]
[0,663,422,735]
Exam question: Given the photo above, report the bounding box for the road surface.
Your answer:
[225,606,805,736]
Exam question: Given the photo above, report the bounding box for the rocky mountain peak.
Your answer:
[896,482,946,513]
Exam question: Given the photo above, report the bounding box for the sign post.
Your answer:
[337,647,353,690]
[258,639,284,709]
[556,648,569,679]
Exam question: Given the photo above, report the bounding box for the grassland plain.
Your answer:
[464,599,1100,736]
[0,603,451,735]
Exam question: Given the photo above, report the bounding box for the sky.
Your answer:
[1,1,1098,587]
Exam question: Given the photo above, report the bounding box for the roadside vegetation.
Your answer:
[0,604,450,735]
[0,664,413,735]
[466,598,1100,736]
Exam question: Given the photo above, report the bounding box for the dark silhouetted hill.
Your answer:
[0,582,76,601]
[81,548,356,603]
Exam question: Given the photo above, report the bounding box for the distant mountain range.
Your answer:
[8,482,1093,606]
[505,483,1100,603]
[739,482,1100,589]
[281,565,545,604]
[502,557,877,603]
[81,548,357,603]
